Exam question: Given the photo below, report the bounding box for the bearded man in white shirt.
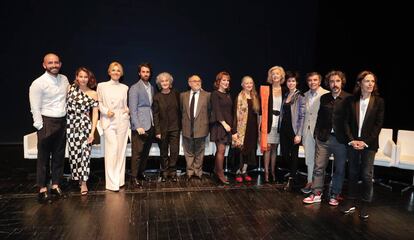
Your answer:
[29,53,69,203]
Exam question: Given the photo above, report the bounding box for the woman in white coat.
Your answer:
[97,62,130,191]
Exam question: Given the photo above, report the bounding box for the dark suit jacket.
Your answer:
[180,90,211,138]
[152,89,181,137]
[344,95,384,151]
[314,90,352,143]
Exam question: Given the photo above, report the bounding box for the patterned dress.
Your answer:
[66,84,98,181]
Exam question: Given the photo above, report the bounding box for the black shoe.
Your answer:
[339,200,356,214]
[50,187,66,199]
[359,202,369,220]
[284,178,294,191]
[301,183,312,194]
[171,176,178,182]
[132,178,142,188]
[185,175,192,182]
[38,191,51,204]
[137,173,147,181]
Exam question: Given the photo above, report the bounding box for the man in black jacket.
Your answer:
[303,71,351,206]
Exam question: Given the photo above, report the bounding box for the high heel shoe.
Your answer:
[271,172,276,183]
[215,173,230,185]
[264,171,269,183]
[80,182,88,196]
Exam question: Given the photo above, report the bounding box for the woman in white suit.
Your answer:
[97,62,130,191]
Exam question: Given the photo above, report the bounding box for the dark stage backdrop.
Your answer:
[0,0,410,143]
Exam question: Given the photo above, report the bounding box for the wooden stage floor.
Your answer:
[1,145,413,239]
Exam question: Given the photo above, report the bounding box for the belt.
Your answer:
[272,110,280,116]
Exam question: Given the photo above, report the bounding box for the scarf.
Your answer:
[232,91,249,147]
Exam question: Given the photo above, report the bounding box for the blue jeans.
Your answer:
[312,135,347,196]
[347,148,375,202]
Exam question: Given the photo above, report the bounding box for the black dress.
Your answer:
[242,99,258,155]
[210,90,233,144]
[234,99,258,166]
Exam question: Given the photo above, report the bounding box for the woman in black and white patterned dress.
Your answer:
[66,67,98,195]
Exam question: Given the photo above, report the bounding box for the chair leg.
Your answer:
[224,156,232,173]
[249,156,264,173]
[372,166,393,190]
[401,174,414,194]
[377,180,393,191]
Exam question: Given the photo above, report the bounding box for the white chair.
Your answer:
[395,130,414,193]
[149,143,161,157]
[23,132,38,159]
[372,128,396,190]
[374,128,396,167]
[247,144,264,172]
[23,132,70,159]
[125,129,132,157]
[298,145,305,158]
[90,120,105,158]
[24,121,105,159]
[203,134,214,156]
[178,133,213,156]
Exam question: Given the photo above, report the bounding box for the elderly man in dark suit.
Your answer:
[180,75,211,180]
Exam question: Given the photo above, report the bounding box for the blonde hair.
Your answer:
[241,75,260,113]
[267,66,285,84]
[107,61,124,76]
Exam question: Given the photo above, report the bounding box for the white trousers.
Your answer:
[104,120,129,191]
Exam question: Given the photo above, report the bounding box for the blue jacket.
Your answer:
[129,79,155,131]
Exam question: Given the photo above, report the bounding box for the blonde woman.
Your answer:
[97,62,130,191]
[260,66,286,183]
[232,76,260,182]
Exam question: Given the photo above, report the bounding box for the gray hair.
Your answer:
[155,72,174,89]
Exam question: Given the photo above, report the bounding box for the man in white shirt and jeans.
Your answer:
[29,53,69,203]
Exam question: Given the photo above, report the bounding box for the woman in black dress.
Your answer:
[210,71,232,185]
[279,71,305,191]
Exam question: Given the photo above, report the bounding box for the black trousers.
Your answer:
[131,127,154,178]
[280,122,299,179]
[158,130,180,177]
[347,148,376,202]
[36,116,66,187]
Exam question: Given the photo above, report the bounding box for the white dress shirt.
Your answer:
[29,72,69,130]
[272,95,282,127]
[189,90,200,117]
[358,96,370,137]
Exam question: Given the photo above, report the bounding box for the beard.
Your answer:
[141,75,150,81]
[47,67,60,75]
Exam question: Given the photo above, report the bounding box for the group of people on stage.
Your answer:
[29,53,384,220]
